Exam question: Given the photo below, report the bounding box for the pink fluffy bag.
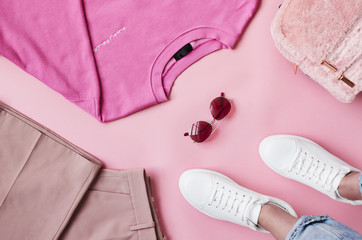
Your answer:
[271,0,362,102]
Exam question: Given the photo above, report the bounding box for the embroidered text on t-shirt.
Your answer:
[93,27,126,53]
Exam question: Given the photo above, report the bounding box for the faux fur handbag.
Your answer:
[271,0,362,102]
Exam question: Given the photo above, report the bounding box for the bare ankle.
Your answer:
[259,204,298,240]
[338,172,362,201]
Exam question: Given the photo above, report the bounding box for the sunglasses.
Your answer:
[184,92,231,143]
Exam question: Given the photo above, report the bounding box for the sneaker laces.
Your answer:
[208,182,253,224]
[289,148,341,192]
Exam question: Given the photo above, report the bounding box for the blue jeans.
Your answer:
[286,173,362,240]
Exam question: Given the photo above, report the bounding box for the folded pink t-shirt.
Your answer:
[0,0,259,122]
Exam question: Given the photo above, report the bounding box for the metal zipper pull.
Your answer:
[338,74,355,88]
[321,60,355,88]
[321,60,338,72]
[293,64,298,75]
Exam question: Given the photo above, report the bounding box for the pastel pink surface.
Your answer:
[0,1,361,240]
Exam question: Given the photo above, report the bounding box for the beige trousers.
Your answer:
[0,103,166,240]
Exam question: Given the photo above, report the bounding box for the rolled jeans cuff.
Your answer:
[286,215,362,240]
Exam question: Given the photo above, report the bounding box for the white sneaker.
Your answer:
[179,169,297,232]
[259,134,362,205]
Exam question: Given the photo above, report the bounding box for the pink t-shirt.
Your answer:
[0,0,259,122]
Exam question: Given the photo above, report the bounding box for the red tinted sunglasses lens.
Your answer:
[189,121,212,143]
[210,97,231,120]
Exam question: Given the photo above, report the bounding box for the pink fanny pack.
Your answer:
[271,0,362,102]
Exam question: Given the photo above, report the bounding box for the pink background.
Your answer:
[1,1,361,239]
